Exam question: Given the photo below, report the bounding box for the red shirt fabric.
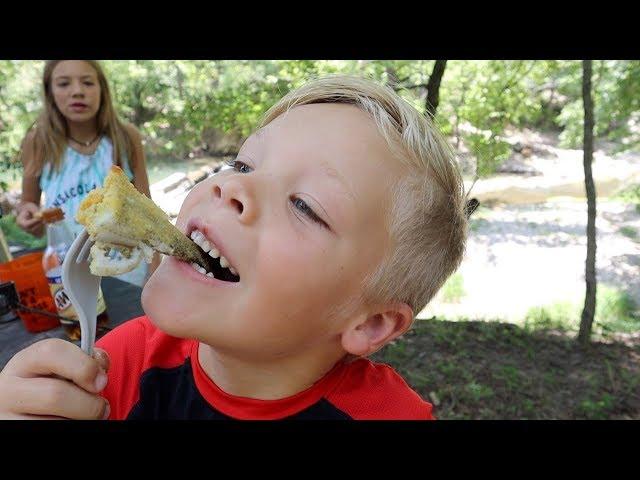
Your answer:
[96,315,434,420]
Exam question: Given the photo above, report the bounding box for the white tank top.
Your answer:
[39,136,134,236]
[39,136,147,286]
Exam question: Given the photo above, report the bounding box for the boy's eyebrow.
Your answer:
[321,163,356,195]
[316,164,357,229]
[321,163,356,202]
[243,128,266,146]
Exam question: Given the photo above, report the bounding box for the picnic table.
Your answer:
[0,276,144,370]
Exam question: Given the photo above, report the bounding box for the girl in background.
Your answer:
[16,60,160,285]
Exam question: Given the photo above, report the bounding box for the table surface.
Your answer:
[0,276,144,370]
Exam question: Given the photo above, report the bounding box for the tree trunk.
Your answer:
[385,66,400,90]
[425,60,447,118]
[578,60,597,346]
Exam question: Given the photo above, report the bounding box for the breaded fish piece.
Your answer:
[76,166,215,276]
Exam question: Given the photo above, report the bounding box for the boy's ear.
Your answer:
[341,303,414,357]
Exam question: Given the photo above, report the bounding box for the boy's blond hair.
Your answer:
[261,75,468,315]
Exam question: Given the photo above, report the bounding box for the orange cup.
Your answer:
[0,252,60,332]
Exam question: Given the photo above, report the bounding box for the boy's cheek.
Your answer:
[175,180,211,223]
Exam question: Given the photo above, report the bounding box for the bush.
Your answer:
[0,215,46,250]
[442,273,466,303]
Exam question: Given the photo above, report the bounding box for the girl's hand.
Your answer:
[16,202,44,237]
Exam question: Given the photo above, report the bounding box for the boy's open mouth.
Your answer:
[187,228,240,283]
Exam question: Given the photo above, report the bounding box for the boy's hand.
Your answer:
[0,339,110,420]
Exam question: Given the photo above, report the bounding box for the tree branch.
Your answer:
[393,83,428,92]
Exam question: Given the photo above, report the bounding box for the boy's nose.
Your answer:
[214,179,256,224]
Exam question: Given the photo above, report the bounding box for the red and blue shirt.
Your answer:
[97,316,434,420]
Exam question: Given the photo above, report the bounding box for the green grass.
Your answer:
[372,317,640,419]
[494,364,523,390]
[464,382,494,402]
[613,183,640,213]
[523,285,640,335]
[575,394,616,420]
[596,286,640,334]
[441,272,466,303]
[0,215,46,249]
[524,301,576,332]
[620,226,638,239]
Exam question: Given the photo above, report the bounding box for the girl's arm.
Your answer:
[16,130,45,237]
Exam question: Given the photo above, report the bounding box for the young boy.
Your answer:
[0,75,468,420]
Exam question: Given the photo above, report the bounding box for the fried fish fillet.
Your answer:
[76,166,215,276]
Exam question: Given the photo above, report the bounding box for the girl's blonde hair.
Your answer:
[26,60,134,173]
[261,75,468,314]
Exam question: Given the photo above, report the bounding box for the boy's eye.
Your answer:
[291,197,328,229]
[225,159,253,174]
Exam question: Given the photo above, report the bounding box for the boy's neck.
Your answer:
[67,120,99,142]
[197,342,346,400]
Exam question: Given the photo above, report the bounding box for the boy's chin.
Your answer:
[141,265,217,340]
[141,290,195,339]
[142,270,186,334]
[143,259,180,297]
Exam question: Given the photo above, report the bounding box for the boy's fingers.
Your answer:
[4,339,107,393]
[92,348,110,373]
[0,410,66,420]
[4,376,109,420]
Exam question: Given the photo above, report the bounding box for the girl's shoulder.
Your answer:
[21,126,39,149]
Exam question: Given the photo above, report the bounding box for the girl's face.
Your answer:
[50,61,101,125]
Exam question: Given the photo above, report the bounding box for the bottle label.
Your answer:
[45,267,107,324]
[46,268,78,324]
[96,286,106,315]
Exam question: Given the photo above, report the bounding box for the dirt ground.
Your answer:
[372,318,640,419]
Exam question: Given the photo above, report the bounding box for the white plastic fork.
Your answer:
[62,229,100,356]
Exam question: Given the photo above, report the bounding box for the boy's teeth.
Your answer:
[190,229,220,255]
[190,262,208,276]
[189,228,238,277]
[195,234,206,247]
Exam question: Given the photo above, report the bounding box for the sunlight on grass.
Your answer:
[523,285,640,335]
[441,273,466,303]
